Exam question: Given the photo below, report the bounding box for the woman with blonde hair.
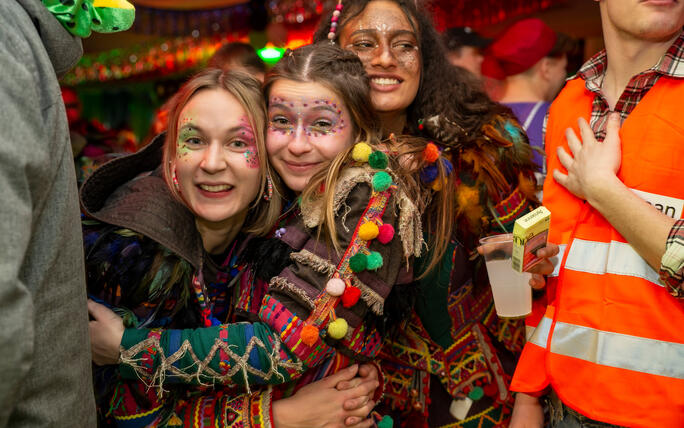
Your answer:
[88,42,454,426]
[84,69,378,427]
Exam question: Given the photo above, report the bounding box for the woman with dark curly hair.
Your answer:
[314,1,557,427]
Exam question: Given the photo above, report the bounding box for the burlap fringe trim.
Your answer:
[269,276,316,310]
[301,167,373,228]
[118,333,303,397]
[396,190,424,258]
[290,249,385,315]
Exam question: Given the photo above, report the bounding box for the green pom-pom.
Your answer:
[468,386,484,401]
[349,253,367,272]
[368,151,388,170]
[378,415,394,428]
[372,171,392,192]
[366,251,383,270]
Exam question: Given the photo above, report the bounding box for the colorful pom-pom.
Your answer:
[342,286,361,308]
[366,251,383,270]
[377,224,395,244]
[301,324,319,346]
[325,278,346,297]
[423,142,440,163]
[378,415,394,428]
[327,318,348,339]
[368,151,389,169]
[349,253,368,272]
[431,179,443,191]
[468,386,484,401]
[420,164,438,183]
[351,142,372,162]
[358,222,379,241]
[372,171,392,191]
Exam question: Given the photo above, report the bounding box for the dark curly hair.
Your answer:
[312,0,511,149]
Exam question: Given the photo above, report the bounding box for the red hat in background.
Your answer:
[482,18,557,80]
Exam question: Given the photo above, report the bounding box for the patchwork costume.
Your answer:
[378,115,538,427]
[83,138,422,426]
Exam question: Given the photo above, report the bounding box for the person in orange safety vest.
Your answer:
[509,1,684,427]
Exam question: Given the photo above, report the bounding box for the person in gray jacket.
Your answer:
[0,1,133,426]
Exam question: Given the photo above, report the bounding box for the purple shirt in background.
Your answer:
[504,101,550,174]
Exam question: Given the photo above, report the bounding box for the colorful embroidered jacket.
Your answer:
[101,145,422,426]
[81,136,300,427]
[377,116,538,427]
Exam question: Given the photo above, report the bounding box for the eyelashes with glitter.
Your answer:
[268,97,347,137]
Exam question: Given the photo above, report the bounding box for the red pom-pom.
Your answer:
[423,143,440,163]
[483,383,498,397]
[377,224,395,244]
[301,324,319,346]
[341,286,361,308]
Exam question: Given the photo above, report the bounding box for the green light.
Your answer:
[257,47,285,64]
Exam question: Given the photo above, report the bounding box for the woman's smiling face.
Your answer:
[173,88,261,225]
[266,79,355,193]
[338,0,421,116]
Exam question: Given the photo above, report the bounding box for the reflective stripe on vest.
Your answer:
[529,316,684,379]
[563,239,662,287]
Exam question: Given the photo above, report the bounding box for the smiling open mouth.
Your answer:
[371,77,401,86]
[199,184,233,192]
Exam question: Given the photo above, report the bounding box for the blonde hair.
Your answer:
[266,44,454,276]
[162,68,281,236]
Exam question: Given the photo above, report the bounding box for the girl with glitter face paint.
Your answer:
[83,69,380,428]
[83,41,454,426]
[314,1,557,427]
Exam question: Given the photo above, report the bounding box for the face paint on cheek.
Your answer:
[176,127,194,160]
[243,150,259,169]
[238,116,260,169]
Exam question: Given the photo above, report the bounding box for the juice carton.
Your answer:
[512,206,551,272]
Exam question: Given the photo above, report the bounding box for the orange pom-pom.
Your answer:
[301,324,319,346]
[423,143,440,163]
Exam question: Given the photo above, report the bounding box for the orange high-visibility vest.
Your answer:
[511,76,684,427]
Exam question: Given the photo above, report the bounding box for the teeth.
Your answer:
[372,77,400,85]
[199,184,233,192]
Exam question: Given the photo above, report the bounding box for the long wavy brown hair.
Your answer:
[313,0,512,149]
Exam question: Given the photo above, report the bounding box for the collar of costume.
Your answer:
[42,0,135,38]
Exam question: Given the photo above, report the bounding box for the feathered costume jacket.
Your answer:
[377,115,539,428]
[82,136,423,427]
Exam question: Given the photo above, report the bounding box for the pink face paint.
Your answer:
[268,96,347,139]
[238,116,259,169]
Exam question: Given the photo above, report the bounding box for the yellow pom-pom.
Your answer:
[358,222,379,241]
[301,324,319,346]
[431,180,443,191]
[351,142,372,162]
[327,318,349,340]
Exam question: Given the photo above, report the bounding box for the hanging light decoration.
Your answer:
[61,32,245,86]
